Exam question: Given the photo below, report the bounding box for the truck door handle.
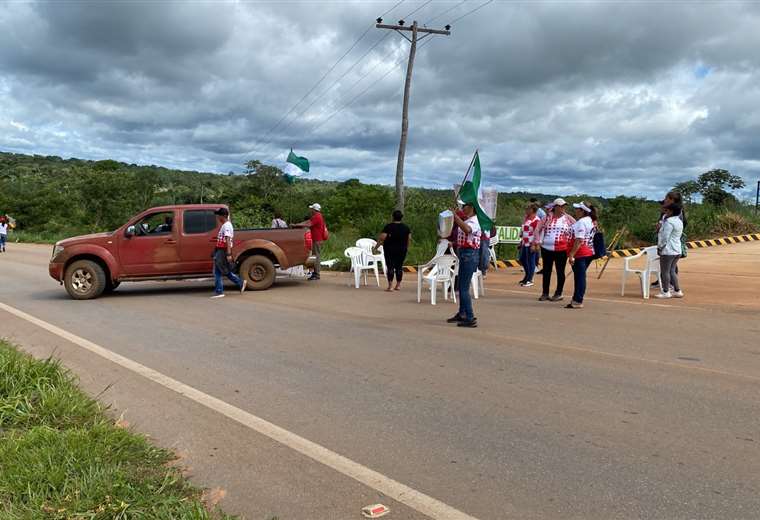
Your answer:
[164,239,177,245]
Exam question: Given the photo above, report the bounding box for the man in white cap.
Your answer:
[294,203,327,281]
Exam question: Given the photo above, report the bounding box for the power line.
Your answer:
[449,0,493,24]
[425,0,467,25]
[403,0,434,20]
[254,0,407,151]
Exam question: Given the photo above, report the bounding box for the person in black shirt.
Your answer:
[376,210,412,291]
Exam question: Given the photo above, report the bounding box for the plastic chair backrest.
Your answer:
[344,246,368,267]
[428,255,457,280]
[644,246,660,271]
[490,235,499,247]
[356,238,377,253]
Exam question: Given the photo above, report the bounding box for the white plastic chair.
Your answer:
[489,235,499,270]
[471,270,485,299]
[621,246,661,299]
[417,255,458,305]
[356,238,386,275]
[345,247,380,288]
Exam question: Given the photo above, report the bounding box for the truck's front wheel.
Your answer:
[64,260,107,300]
[239,255,276,291]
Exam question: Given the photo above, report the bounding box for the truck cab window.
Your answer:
[183,210,217,234]
[135,212,174,236]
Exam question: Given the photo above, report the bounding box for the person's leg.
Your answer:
[525,248,537,283]
[213,255,224,295]
[226,270,244,289]
[457,249,476,322]
[0,234,5,252]
[554,251,567,297]
[384,252,395,288]
[312,241,321,279]
[659,256,672,294]
[572,257,591,304]
[670,257,681,292]
[518,247,528,283]
[394,251,405,288]
[541,249,554,297]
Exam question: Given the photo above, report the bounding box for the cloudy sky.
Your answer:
[1,0,759,199]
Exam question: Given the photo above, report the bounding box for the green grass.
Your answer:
[0,340,235,519]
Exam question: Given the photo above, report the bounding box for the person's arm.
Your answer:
[376,232,388,249]
[568,239,582,265]
[452,211,472,234]
[292,218,310,228]
[657,220,671,251]
[406,232,412,249]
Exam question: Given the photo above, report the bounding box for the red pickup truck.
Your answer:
[49,204,310,300]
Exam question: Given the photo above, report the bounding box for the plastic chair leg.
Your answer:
[417,273,422,303]
[431,283,437,305]
[373,264,380,287]
[621,270,626,296]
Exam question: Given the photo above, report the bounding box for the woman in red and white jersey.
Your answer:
[518,202,541,287]
[566,202,598,309]
[536,198,575,301]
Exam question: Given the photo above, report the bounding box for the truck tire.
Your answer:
[64,259,107,300]
[239,255,276,291]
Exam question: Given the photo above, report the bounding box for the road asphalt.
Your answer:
[1,242,759,519]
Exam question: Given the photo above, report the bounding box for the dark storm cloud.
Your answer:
[1,1,759,199]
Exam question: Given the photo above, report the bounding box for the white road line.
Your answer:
[0,302,480,520]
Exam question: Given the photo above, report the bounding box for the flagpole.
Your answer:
[456,149,479,199]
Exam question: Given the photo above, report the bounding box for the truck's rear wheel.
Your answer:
[240,255,276,291]
[64,260,106,300]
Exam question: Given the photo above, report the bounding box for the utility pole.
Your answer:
[376,18,450,211]
[755,180,759,214]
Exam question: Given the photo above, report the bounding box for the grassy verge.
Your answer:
[0,340,235,519]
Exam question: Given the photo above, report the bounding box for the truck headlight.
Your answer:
[52,244,64,259]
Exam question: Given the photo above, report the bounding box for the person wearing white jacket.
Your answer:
[656,203,685,299]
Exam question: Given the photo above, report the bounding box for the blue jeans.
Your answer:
[519,246,537,282]
[213,250,243,294]
[572,256,593,304]
[478,237,491,274]
[457,248,478,321]
[0,234,6,251]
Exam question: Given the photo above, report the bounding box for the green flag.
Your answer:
[285,149,309,174]
[458,152,495,232]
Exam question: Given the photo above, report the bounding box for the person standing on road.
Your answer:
[294,203,327,281]
[376,210,411,291]
[531,198,547,220]
[566,202,597,309]
[652,191,687,290]
[518,202,541,287]
[656,203,685,299]
[0,217,7,253]
[536,198,575,302]
[211,208,246,299]
[447,203,481,328]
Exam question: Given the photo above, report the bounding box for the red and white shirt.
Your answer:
[521,215,540,246]
[571,216,595,258]
[539,214,575,252]
[216,221,234,249]
[456,216,481,249]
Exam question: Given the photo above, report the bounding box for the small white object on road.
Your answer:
[362,503,390,518]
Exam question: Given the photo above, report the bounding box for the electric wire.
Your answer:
[449,0,493,25]
[424,0,467,25]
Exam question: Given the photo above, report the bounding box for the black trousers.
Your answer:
[541,248,567,297]
[384,248,407,283]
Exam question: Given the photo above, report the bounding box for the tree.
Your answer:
[695,169,745,206]
[671,180,700,205]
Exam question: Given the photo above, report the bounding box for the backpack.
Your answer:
[322,222,329,241]
[592,229,606,259]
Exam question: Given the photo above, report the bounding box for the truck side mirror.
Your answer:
[125,225,136,238]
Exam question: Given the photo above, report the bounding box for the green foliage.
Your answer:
[0,340,235,519]
[1,152,759,260]
[695,168,746,206]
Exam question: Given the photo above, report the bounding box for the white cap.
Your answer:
[573,202,591,213]
[552,197,567,206]
[309,203,322,212]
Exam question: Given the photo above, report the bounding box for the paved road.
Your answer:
[1,243,759,519]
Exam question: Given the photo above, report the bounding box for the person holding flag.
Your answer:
[447,202,481,328]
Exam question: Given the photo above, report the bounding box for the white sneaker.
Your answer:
[672,290,684,298]
[240,280,247,294]
[655,291,672,299]
[210,293,225,299]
